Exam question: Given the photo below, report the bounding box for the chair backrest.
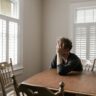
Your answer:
[19,81,64,96]
[91,59,96,71]
[81,59,96,72]
[0,58,20,96]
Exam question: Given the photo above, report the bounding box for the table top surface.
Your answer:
[22,69,96,96]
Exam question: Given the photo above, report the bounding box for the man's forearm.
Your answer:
[57,53,62,65]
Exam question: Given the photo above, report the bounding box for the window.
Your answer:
[0,0,19,18]
[0,0,22,67]
[71,2,96,61]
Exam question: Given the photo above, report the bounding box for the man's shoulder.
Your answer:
[70,53,77,56]
[69,53,80,59]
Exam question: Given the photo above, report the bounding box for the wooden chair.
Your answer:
[19,81,64,96]
[81,59,93,71]
[0,58,20,96]
[81,59,96,72]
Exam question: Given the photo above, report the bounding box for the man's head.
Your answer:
[59,37,72,50]
[57,37,72,56]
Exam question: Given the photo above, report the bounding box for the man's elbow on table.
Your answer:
[57,71,67,75]
[57,66,69,75]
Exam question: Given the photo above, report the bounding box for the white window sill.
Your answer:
[13,65,24,76]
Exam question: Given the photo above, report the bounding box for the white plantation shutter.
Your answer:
[89,25,96,59]
[74,25,87,59]
[74,7,96,61]
[0,18,18,65]
[0,0,20,66]
[9,22,18,65]
[0,19,6,62]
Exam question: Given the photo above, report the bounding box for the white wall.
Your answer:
[43,0,69,69]
[18,0,43,81]
[17,0,96,81]
[42,0,96,69]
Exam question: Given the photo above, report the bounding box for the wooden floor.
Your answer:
[7,91,16,96]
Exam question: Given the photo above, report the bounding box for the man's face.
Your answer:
[58,40,70,56]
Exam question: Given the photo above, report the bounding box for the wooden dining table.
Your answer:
[21,69,96,96]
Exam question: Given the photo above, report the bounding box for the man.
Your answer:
[51,37,83,75]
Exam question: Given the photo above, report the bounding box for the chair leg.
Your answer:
[91,59,96,71]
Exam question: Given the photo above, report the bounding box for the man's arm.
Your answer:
[57,59,83,75]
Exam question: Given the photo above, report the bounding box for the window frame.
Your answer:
[0,0,23,70]
[70,1,96,59]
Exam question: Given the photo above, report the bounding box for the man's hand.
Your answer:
[56,40,64,56]
[56,40,64,65]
